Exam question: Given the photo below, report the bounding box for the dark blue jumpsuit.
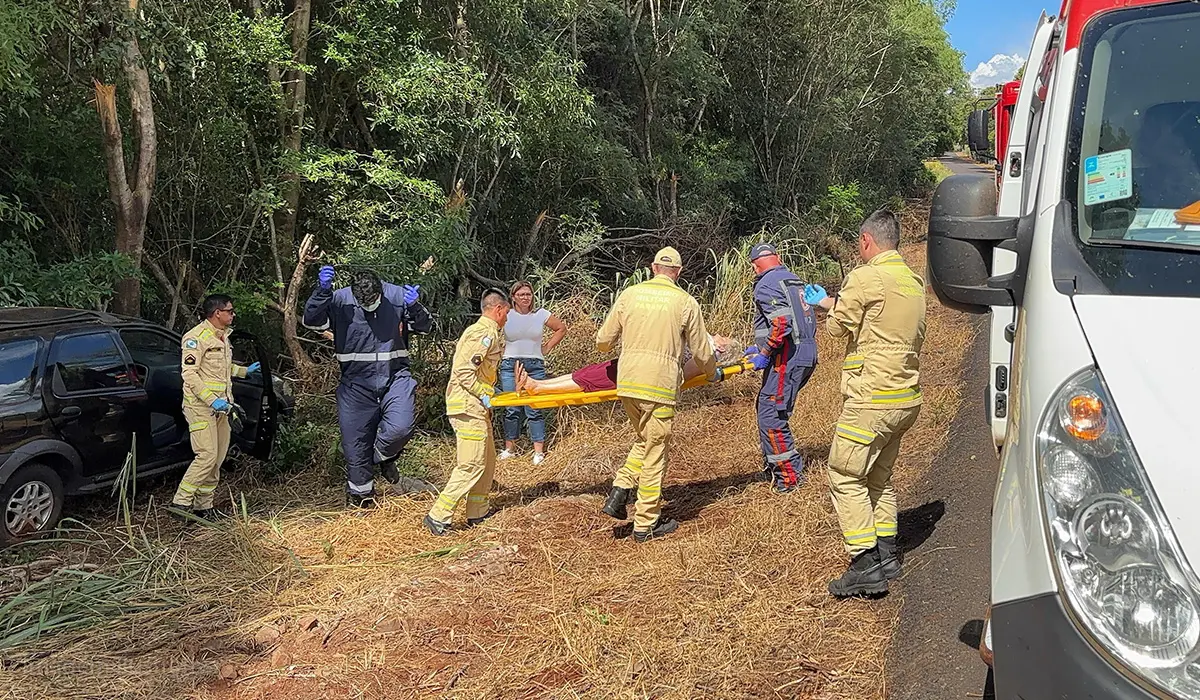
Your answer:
[752,265,818,490]
[303,282,432,497]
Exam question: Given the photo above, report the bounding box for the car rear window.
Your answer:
[50,332,132,393]
[0,339,39,404]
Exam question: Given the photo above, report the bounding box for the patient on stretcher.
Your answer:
[514,335,738,395]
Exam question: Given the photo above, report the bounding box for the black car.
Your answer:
[0,308,293,543]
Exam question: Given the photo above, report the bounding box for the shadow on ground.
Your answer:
[897,499,946,553]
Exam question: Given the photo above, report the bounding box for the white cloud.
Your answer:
[969,54,1025,90]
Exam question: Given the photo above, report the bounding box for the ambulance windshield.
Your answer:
[1065,2,1200,296]
[1067,3,1200,249]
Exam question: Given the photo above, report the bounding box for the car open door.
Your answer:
[228,330,278,460]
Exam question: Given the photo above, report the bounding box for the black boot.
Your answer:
[379,458,400,485]
[423,514,452,536]
[633,517,680,543]
[828,547,889,598]
[467,510,495,528]
[192,507,228,522]
[877,536,901,580]
[602,486,634,519]
[347,492,378,510]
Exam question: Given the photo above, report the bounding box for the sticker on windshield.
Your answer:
[1083,149,1133,206]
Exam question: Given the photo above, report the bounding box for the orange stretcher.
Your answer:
[490,359,755,409]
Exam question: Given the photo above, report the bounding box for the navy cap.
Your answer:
[749,243,778,261]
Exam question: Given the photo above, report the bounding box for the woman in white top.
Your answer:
[498,281,567,464]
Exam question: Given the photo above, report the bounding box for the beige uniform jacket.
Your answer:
[596,274,715,406]
[181,320,247,410]
[445,316,504,419]
[828,249,926,409]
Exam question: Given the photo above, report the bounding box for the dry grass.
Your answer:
[0,221,975,700]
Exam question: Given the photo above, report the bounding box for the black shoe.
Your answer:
[467,511,495,528]
[166,505,193,522]
[877,536,902,580]
[379,458,400,484]
[633,517,679,543]
[828,547,890,598]
[423,514,451,536]
[347,493,378,509]
[192,507,228,522]
[602,486,634,520]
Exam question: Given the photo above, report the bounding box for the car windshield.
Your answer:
[1065,2,1200,295]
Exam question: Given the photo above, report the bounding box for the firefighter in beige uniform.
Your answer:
[808,210,925,598]
[424,290,510,535]
[596,247,716,543]
[172,294,259,519]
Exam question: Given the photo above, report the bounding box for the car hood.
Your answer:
[1074,295,1200,565]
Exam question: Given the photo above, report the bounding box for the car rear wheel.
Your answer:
[0,463,64,545]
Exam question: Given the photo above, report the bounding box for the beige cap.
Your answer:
[654,246,683,267]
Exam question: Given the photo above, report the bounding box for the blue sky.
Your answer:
[946,0,1051,88]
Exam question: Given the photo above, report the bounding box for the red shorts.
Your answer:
[572,360,618,392]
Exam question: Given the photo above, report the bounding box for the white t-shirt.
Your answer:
[504,308,552,359]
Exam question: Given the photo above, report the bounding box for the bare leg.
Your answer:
[524,374,584,394]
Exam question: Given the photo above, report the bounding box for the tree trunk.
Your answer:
[273,0,313,256]
[94,26,157,317]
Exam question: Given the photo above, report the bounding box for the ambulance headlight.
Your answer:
[1039,369,1200,691]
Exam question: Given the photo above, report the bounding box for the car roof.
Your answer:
[0,307,157,340]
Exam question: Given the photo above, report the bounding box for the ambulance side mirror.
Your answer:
[927,174,1020,315]
[967,110,991,156]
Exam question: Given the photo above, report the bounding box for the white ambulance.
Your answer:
[927,0,1200,696]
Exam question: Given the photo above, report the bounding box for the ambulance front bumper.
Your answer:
[991,593,1158,699]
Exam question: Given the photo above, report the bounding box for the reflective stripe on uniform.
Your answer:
[455,428,486,441]
[651,406,675,420]
[875,521,898,537]
[178,480,200,494]
[870,388,922,404]
[335,349,410,362]
[303,320,331,331]
[435,493,460,510]
[624,457,644,474]
[843,355,865,370]
[844,528,876,545]
[766,449,800,464]
[348,480,375,495]
[617,382,675,400]
[189,421,210,432]
[467,495,488,503]
[836,423,876,445]
[638,485,662,498]
[195,484,217,494]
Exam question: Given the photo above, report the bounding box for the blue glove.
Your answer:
[246,362,261,376]
[804,283,828,306]
[480,394,493,409]
[318,265,336,289]
[402,284,420,306]
[211,398,232,414]
[748,352,771,371]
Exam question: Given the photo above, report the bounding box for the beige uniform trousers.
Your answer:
[613,398,675,532]
[428,415,496,522]
[827,405,920,555]
[172,409,231,510]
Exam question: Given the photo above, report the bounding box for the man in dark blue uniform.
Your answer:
[744,243,818,493]
[304,266,432,507]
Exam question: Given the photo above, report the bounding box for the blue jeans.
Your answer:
[498,357,547,444]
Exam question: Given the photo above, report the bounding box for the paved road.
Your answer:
[887,154,998,699]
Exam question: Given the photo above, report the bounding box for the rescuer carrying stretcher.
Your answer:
[594,247,716,543]
[743,243,819,493]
